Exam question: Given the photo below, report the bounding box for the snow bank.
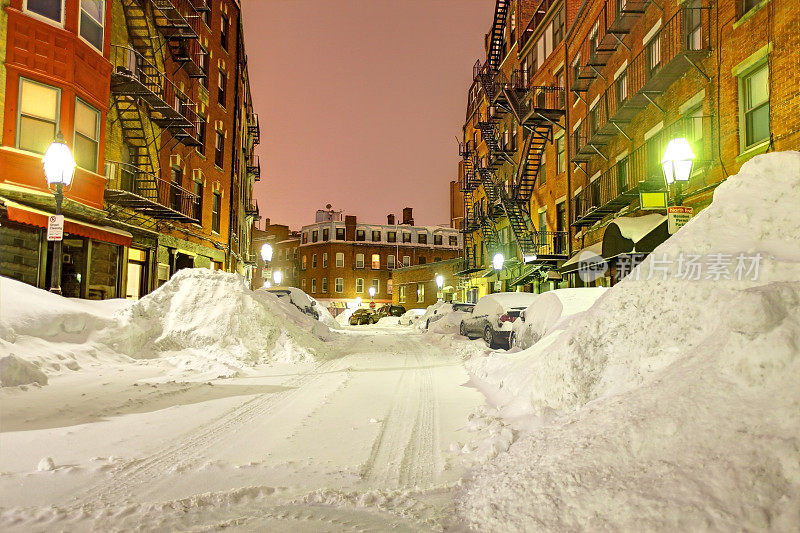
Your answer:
[335,308,356,326]
[511,287,606,349]
[458,152,800,530]
[112,269,329,377]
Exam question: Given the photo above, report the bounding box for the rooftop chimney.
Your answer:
[387,214,395,225]
[402,207,414,226]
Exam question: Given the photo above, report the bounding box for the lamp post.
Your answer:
[355,296,362,308]
[273,270,283,286]
[264,280,272,289]
[260,243,273,262]
[492,253,505,271]
[661,137,696,206]
[368,285,376,307]
[435,274,444,302]
[42,131,76,294]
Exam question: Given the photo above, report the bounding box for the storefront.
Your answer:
[1,200,132,299]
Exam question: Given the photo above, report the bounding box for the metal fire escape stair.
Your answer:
[121,0,165,67]
[513,124,551,202]
[487,0,510,71]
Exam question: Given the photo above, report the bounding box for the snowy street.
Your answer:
[1,327,484,531]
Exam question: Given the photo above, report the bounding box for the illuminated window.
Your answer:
[417,283,425,303]
[387,279,393,294]
[371,254,380,269]
[336,252,344,267]
[74,98,100,170]
[399,285,406,303]
[17,78,59,155]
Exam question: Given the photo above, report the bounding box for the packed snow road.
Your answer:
[0,327,483,531]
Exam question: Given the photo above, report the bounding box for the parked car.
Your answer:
[426,302,474,330]
[370,304,406,323]
[265,287,319,320]
[398,308,427,326]
[349,308,375,325]
[459,292,538,349]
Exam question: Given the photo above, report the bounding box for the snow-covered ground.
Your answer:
[1,152,798,531]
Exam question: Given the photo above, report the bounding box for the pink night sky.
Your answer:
[242,0,494,230]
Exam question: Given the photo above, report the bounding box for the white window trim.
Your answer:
[78,0,105,54]
[615,150,629,162]
[613,60,628,81]
[73,96,101,171]
[737,61,770,153]
[644,121,664,141]
[589,95,600,110]
[642,19,662,47]
[23,0,65,28]
[679,89,706,115]
[355,278,364,293]
[590,170,602,182]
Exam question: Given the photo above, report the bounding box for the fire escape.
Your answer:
[105,0,206,225]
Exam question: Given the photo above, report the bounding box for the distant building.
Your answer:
[391,257,462,310]
[251,220,300,290]
[297,208,461,312]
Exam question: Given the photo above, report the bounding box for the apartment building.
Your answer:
[455,0,798,297]
[298,208,461,310]
[0,0,261,299]
[251,221,300,290]
[391,257,462,310]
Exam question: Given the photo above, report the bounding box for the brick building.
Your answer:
[250,220,300,290]
[391,257,462,310]
[454,0,799,298]
[0,0,262,299]
[297,208,461,312]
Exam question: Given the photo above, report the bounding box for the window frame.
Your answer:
[355,253,365,269]
[322,252,328,268]
[371,254,380,269]
[355,278,364,294]
[214,130,225,168]
[23,0,65,27]
[417,283,425,303]
[78,0,105,53]
[73,97,101,171]
[321,277,328,293]
[335,277,344,293]
[335,252,344,267]
[217,70,227,108]
[739,61,770,151]
[211,191,221,233]
[16,77,61,155]
[220,13,229,50]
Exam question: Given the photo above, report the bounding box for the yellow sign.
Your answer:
[640,191,668,209]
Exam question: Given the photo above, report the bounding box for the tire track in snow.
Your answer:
[72,357,348,507]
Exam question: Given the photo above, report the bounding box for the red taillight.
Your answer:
[499,313,517,323]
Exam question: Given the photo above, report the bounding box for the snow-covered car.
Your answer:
[370,304,406,323]
[425,302,474,329]
[459,292,538,349]
[349,309,374,325]
[510,287,607,349]
[265,287,319,320]
[398,308,426,326]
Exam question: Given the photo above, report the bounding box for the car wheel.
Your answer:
[483,326,494,348]
[459,322,468,337]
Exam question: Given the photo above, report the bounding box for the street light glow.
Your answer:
[355,296,362,306]
[260,243,273,262]
[368,286,376,298]
[435,275,444,289]
[661,137,696,184]
[42,133,76,186]
[264,280,271,289]
[492,253,505,271]
[273,270,283,284]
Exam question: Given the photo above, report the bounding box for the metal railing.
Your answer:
[105,160,199,219]
[247,113,260,145]
[246,154,260,181]
[536,230,569,257]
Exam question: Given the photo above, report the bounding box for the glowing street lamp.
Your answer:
[272,270,283,285]
[368,285,376,305]
[661,137,696,184]
[492,253,505,271]
[435,274,444,302]
[263,280,272,289]
[355,296,362,307]
[42,131,76,294]
[260,243,273,262]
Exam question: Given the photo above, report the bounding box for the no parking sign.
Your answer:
[47,215,64,241]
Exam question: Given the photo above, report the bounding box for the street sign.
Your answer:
[47,215,64,241]
[640,191,668,210]
[667,206,693,234]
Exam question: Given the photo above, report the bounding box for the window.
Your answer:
[371,279,379,295]
[311,279,317,293]
[686,0,702,50]
[336,228,345,240]
[539,152,547,185]
[336,252,344,267]
[356,229,365,241]
[418,233,427,244]
[196,117,206,154]
[285,249,290,260]
[417,283,425,303]
[434,234,443,245]
[402,232,411,243]
[79,0,104,51]
[302,232,308,244]
[199,48,210,89]
[302,255,307,269]
[403,255,411,267]
[302,278,306,289]
[387,231,397,243]
[355,253,364,268]
[617,156,629,193]
[387,279,393,295]
[17,78,60,155]
[556,134,565,173]
[312,254,317,268]
[399,285,406,303]
[741,63,769,149]
[321,278,327,293]
[418,257,426,265]
[387,254,396,269]
[193,180,203,221]
[311,230,318,242]
[335,277,343,293]
[646,35,661,78]
[355,278,364,293]
[538,209,547,233]
[616,70,628,105]
[215,130,224,168]
[553,8,564,45]
[73,98,100,170]
[371,254,380,269]
[220,13,229,50]
[372,230,381,242]
[25,0,63,24]
[322,228,329,241]
[218,71,227,107]
[449,235,458,246]
[322,252,328,268]
[212,192,221,233]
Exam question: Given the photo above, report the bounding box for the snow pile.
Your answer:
[376,316,401,326]
[313,301,341,329]
[335,307,356,326]
[0,277,133,384]
[511,287,606,349]
[458,152,800,530]
[112,269,330,377]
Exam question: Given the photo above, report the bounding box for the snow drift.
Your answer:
[511,287,606,349]
[458,152,800,531]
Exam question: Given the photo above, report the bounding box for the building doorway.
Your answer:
[175,252,194,271]
[126,248,148,299]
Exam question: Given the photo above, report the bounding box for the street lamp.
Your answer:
[435,274,444,302]
[355,296,362,307]
[42,131,76,294]
[273,270,283,285]
[368,285,376,306]
[492,253,505,271]
[264,280,272,289]
[662,137,695,205]
[260,243,273,262]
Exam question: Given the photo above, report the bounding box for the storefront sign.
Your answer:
[640,191,668,210]
[46,215,64,241]
[667,206,693,234]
